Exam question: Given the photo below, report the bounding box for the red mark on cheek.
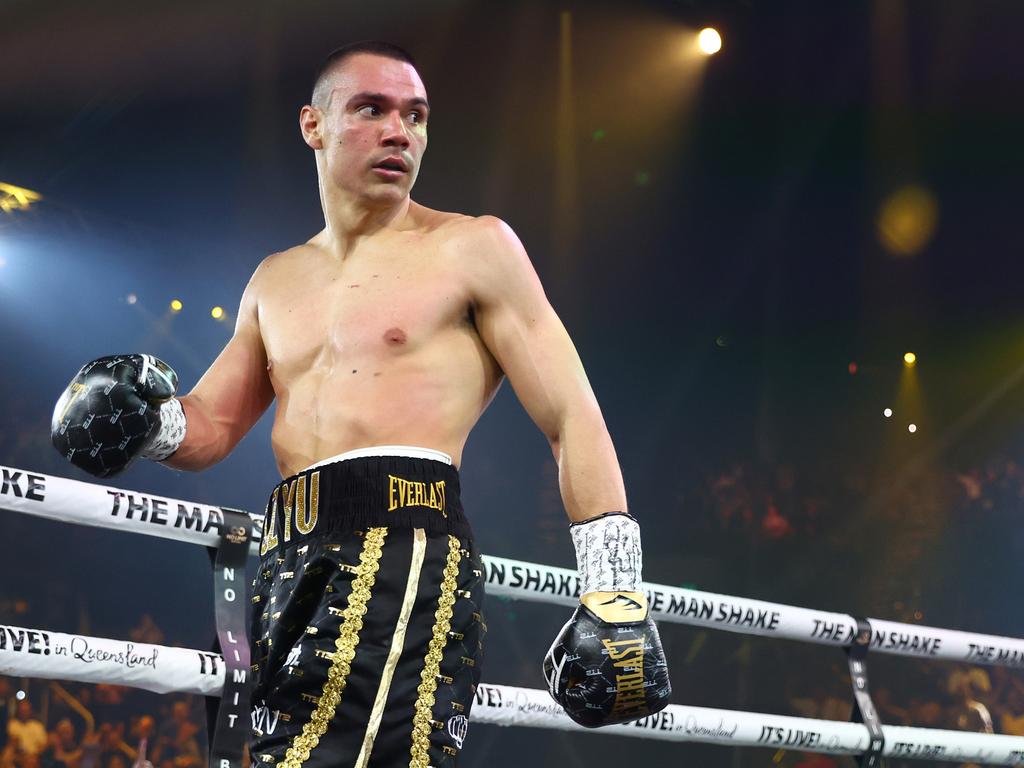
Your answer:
[383,327,407,345]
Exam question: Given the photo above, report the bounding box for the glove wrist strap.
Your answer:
[142,398,187,461]
[570,512,643,595]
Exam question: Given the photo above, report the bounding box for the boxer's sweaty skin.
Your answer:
[162,51,626,521]
[255,209,502,476]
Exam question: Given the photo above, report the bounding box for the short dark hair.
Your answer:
[311,41,419,106]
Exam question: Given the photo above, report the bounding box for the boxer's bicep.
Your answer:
[470,217,599,443]
[181,267,275,459]
[469,217,627,519]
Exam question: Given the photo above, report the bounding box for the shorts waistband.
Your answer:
[303,445,453,471]
[260,450,470,559]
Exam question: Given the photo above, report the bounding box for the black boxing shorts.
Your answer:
[249,447,486,768]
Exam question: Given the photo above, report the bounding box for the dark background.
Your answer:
[2,1,1023,766]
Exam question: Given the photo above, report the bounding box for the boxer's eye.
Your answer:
[356,104,381,117]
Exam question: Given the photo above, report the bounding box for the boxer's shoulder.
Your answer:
[422,212,530,281]
[242,243,323,302]
[438,212,517,246]
[407,203,516,248]
[256,242,321,274]
[407,201,471,234]
[440,215,538,305]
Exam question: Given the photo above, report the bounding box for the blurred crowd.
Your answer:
[0,684,205,768]
[0,615,206,768]
[694,455,1024,544]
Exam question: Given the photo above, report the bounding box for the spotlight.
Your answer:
[877,185,938,257]
[904,352,916,366]
[15,690,26,701]
[126,293,137,305]
[908,423,917,433]
[170,299,183,312]
[698,27,722,55]
[883,408,893,418]
[211,306,224,320]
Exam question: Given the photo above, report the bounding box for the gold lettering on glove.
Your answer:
[57,382,87,425]
[602,636,648,719]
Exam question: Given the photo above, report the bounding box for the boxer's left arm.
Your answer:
[465,216,626,522]
[466,216,671,726]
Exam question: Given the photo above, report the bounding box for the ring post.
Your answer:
[848,618,885,767]
[206,508,254,768]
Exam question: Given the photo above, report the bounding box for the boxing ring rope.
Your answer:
[4,464,1022,668]
[2,624,1023,764]
[3,464,1024,765]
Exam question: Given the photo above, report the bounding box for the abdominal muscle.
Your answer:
[267,328,500,477]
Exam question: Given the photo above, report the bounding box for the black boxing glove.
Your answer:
[543,512,671,727]
[51,354,187,478]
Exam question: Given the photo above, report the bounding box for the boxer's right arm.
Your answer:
[162,269,275,471]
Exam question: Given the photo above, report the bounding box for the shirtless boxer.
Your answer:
[52,41,670,767]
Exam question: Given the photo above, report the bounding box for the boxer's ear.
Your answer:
[299,105,324,150]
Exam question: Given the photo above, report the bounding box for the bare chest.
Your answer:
[259,259,471,377]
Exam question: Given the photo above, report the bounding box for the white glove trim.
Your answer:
[142,398,186,461]
[570,512,643,595]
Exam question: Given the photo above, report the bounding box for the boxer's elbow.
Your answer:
[547,399,610,456]
[162,395,236,471]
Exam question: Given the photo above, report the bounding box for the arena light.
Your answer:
[170,299,183,312]
[211,306,224,320]
[904,352,916,366]
[0,182,42,213]
[126,293,137,305]
[877,185,938,257]
[908,423,917,433]
[697,27,722,55]
[883,408,892,418]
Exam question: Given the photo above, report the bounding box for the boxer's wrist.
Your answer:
[141,398,187,461]
[569,511,643,595]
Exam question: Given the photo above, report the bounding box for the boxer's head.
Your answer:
[301,42,428,207]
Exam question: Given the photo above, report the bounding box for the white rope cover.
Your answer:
[2,625,1022,765]
[481,556,1024,668]
[0,465,256,551]
[0,623,224,696]
[473,685,1024,766]
[3,464,1023,669]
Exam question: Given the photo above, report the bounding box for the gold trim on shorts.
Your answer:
[409,535,462,768]
[354,529,428,767]
[278,527,388,768]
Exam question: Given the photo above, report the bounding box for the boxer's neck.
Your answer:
[319,184,414,258]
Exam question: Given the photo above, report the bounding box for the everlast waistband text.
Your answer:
[388,475,446,516]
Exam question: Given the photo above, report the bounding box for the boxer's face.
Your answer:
[304,53,429,205]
